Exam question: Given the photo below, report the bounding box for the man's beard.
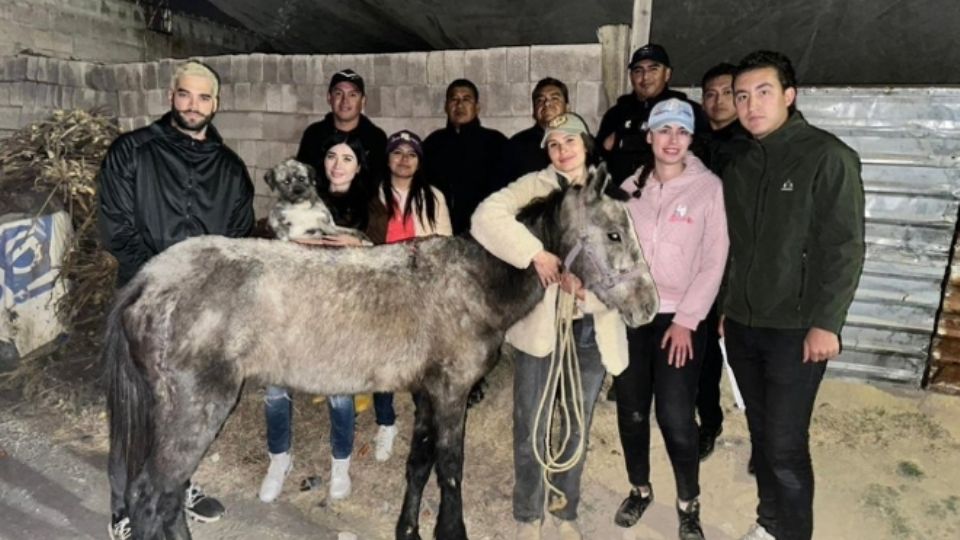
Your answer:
[171,107,214,133]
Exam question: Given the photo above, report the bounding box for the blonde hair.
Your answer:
[171,60,220,98]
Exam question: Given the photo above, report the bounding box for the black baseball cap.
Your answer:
[329,69,365,95]
[629,44,671,69]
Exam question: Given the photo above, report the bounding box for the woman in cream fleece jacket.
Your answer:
[471,113,626,540]
[611,99,728,540]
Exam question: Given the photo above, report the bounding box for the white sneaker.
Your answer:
[258,452,292,502]
[514,519,542,540]
[329,456,352,500]
[375,424,398,462]
[740,523,776,540]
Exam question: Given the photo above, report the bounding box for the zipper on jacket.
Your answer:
[744,142,768,326]
[797,249,808,311]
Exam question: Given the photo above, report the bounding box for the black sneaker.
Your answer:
[678,499,705,540]
[108,515,132,540]
[698,424,723,461]
[614,485,654,527]
[184,483,225,523]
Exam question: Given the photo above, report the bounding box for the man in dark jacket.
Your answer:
[296,69,387,193]
[722,50,865,540]
[98,60,253,540]
[695,62,751,461]
[423,79,507,235]
[499,77,570,185]
[597,43,709,182]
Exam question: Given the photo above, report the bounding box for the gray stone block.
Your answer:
[373,54,391,86]
[262,112,308,142]
[218,84,234,111]
[57,86,74,110]
[575,80,606,118]
[264,83,283,112]
[292,55,312,85]
[395,85,414,117]
[464,50,486,84]
[0,85,10,106]
[253,193,274,215]
[158,59,176,90]
[0,106,20,130]
[363,85,380,117]
[1,83,23,106]
[72,86,97,109]
[118,117,136,133]
[145,89,166,116]
[59,61,86,87]
[294,84,314,114]
[216,111,264,140]
[321,55,341,84]
[411,85,431,117]
[310,56,326,86]
[486,48,507,84]
[281,84,298,113]
[529,44,602,83]
[313,86,331,114]
[392,53,409,85]
[379,86,396,117]
[443,50,465,82]
[114,63,143,90]
[509,83,532,117]
[203,56,231,83]
[262,55,279,83]
[118,90,144,117]
[479,83,509,116]
[234,139,259,168]
[428,85,447,117]
[278,56,294,83]
[427,51,444,85]
[505,47,529,82]
[24,56,39,82]
[407,52,428,85]
[247,53,264,83]
[353,55,375,85]
[142,62,160,90]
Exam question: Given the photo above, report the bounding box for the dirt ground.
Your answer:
[1,351,959,540]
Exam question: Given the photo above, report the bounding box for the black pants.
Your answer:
[614,313,705,501]
[724,318,827,540]
[696,304,724,433]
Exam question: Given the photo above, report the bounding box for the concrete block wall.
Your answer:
[0,43,608,215]
[0,0,261,63]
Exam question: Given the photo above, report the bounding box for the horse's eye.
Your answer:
[607,232,622,242]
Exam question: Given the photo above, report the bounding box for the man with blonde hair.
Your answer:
[99,59,253,539]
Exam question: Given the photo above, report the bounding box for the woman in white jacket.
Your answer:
[471,113,628,540]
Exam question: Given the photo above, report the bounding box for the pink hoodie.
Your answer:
[620,155,729,330]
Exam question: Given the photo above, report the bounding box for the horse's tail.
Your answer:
[105,278,152,485]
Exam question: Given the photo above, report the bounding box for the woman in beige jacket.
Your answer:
[471,113,630,540]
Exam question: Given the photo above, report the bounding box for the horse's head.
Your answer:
[558,164,659,327]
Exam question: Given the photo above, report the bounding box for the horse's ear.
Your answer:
[264,168,277,191]
[587,163,612,201]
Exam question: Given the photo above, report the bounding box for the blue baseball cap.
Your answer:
[646,98,695,133]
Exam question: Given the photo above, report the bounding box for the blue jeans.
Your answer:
[513,316,605,522]
[264,386,396,458]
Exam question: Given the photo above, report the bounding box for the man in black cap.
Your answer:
[423,78,507,235]
[597,43,709,182]
[297,69,387,192]
[498,77,570,186]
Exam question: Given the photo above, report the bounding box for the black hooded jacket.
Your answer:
[98,112,255,285]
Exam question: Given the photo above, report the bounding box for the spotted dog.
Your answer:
[265,158,367,242]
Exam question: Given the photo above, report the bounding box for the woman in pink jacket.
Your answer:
[612,98,729,540]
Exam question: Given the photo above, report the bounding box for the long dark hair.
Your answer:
[381,146,439,229]
[316,133,371,230]
[629,151,656,199]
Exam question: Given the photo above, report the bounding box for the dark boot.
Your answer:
[698,424,723,461]
[614,485,653,527]
[678,499,705,540]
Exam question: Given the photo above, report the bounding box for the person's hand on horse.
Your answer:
[559,272,586,301]
[531,250,562,288]
[803,326,839,362]
[661,322,694,368]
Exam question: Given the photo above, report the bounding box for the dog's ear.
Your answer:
[302,163,317,186]
[264,168,278,192]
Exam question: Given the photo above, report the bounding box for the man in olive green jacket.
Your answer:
[722,51,865,540]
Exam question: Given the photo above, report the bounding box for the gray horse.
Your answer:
[105,165,658,540]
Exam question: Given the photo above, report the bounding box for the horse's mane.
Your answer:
[515,185,573,253]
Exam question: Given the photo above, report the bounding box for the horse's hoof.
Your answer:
[395,523,421,540]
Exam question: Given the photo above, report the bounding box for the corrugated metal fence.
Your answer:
[787,87,960,386]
